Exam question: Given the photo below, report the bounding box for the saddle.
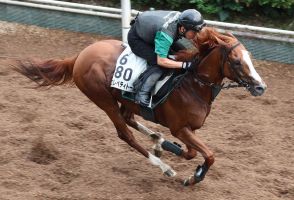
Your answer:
[122,69,187,122]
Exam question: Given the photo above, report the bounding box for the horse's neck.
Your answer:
[196,47,224,84]
[185,47,224,104]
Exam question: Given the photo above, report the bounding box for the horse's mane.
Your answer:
[193,27,238,57]
[175,27,238,61]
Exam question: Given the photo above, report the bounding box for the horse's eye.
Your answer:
[234,60,241,65]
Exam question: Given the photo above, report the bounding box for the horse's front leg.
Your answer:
[173,127,215,186]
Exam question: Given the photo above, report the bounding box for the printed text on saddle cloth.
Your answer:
[111,45,147,92]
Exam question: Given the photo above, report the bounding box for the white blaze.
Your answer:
[242,50,262,83]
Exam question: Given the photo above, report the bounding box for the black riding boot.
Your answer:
[135,67,164,107]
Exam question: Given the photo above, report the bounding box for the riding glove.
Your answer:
[182,61,193,70]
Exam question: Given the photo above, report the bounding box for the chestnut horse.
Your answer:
[14,27,266,186]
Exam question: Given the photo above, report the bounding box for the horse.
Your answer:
[13,27,267,186]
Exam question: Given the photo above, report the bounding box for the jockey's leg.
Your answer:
[128,25,165,107]
[172,127,214,185]
[135,66,164,106]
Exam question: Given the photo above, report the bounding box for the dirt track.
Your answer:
[0,21,293,200]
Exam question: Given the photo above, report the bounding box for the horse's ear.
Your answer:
[224,31,236,39]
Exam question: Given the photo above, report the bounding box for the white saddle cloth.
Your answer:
[111,44,147,92]
[111,44,173,94]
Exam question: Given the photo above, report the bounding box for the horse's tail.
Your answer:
[14,56,78,87]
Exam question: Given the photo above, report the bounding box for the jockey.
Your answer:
[128,9,206,107]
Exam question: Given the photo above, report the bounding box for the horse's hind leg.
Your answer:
[84,89,176,176]
[120,105,159,137]
[119,105,163,157]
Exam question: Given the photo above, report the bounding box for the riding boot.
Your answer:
[135,90,151,107]
[135,67,164,107]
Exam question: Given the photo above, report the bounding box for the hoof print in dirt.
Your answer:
[28,136,59,165]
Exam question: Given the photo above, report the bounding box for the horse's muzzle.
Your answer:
[249,81,267,96]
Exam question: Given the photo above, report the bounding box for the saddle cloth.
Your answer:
[111,44,147,92]
[111,44,171,94]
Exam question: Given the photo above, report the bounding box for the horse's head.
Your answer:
[218,35,267,96]
[195,28,267,96]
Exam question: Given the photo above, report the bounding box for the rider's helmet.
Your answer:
[178,9,206,32]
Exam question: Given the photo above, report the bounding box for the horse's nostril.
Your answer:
[249,83,266,96]
[255,85,265,95]
[255,86,264,91]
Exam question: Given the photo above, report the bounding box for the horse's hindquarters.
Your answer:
[73,40,123,88]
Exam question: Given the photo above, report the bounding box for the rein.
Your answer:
[193,42,245,104]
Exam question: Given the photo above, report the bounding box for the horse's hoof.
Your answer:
[183,176,196,186]
[183,179,190,186]
[164,169,177,177]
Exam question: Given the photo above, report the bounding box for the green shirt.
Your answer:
[155,31,174,58]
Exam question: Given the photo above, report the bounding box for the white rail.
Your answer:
[25,0,140,15]
[0,0,293,42]
[121,0,131,43]
[0,0,122,18]
[216,29,294,43]
[206,20,294,37]
[26,0,123,13]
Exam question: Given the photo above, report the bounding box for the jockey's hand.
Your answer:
[182,61,194,71]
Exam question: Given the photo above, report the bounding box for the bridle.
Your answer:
[193,41,250,103]
[220,42,250,89]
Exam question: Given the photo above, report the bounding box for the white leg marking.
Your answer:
[137,122,155,136]
[242,50,262,83]
[137,122,163,142]
[148,152,176,176]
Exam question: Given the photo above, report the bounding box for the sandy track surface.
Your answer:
[0,21,293,200]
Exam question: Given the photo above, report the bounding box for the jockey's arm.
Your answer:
[155,31,184,69]
[157,56,182,69]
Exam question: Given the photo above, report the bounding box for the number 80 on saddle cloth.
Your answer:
[111,45,147,92]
